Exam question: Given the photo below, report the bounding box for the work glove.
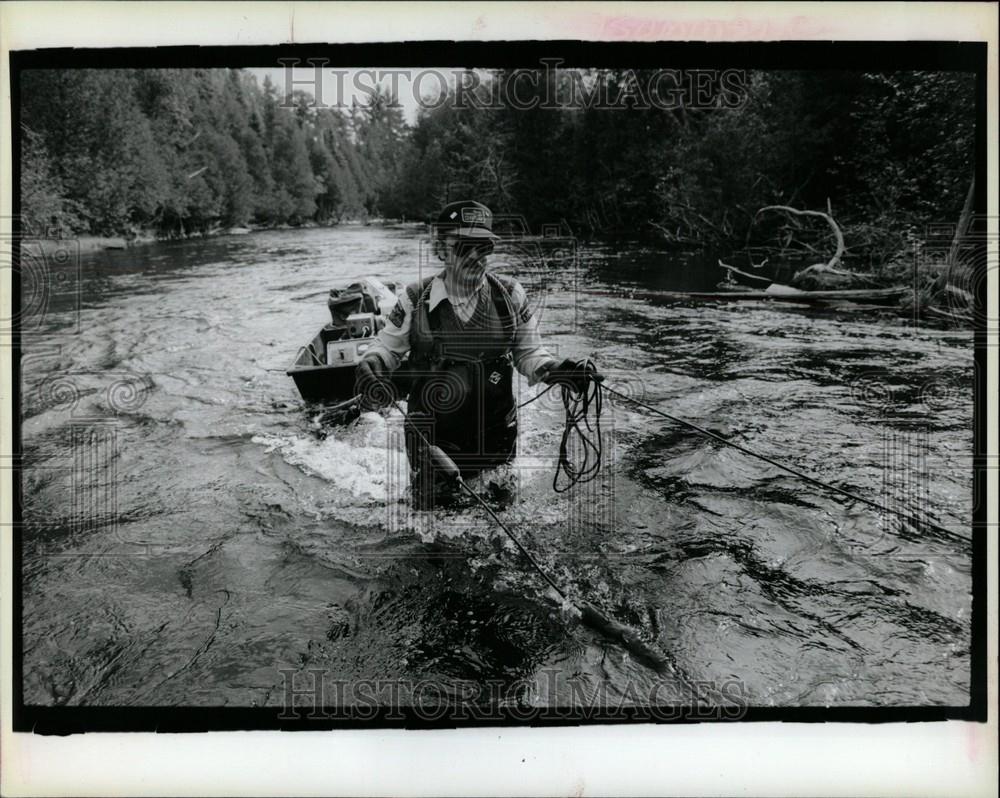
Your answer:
[355,355,396,410]
[542,357,604,396]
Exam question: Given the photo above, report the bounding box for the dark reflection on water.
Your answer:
[21,227,972,709]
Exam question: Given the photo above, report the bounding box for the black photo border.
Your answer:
[7,39,990,734]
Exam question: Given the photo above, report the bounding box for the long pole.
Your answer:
[391,400,568,600]
[601,384,967,545]
[386,400,681,675]
[455,481,568,601]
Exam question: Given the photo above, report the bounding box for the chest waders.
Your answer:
[404,272,518,509]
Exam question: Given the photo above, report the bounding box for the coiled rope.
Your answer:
[516,360,605,492]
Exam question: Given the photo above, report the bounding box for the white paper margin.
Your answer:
[1,3,996,796]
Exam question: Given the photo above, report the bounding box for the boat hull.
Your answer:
[286,326,374,404]
[288,362,360,404]
[286,277,405,418]
[286,326,412,411]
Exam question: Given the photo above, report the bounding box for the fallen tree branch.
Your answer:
[925,306,973,325]
[718,260,772,284]
[756,204,845,271]
[753,203,860,282]
[947,176,975,271]
[942,283,974,306]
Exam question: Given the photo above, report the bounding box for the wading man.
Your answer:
[355,200,602,508]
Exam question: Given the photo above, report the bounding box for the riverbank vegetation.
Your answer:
[20,67,977,318]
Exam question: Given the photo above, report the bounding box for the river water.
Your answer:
[20,225,973,711]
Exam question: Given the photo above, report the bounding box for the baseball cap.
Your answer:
[434,200,501,241]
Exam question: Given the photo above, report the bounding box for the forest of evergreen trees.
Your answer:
[20,67,976,269]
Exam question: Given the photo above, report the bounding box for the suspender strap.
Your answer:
[408,276,438,364]
[485,272,517,350]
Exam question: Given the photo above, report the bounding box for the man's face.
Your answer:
[443,235,492,277]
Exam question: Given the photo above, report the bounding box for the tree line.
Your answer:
[20,68,406,237]
[21,67,975,270]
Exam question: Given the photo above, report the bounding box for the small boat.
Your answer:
[286,327,378,406]
[286,278,399,410]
